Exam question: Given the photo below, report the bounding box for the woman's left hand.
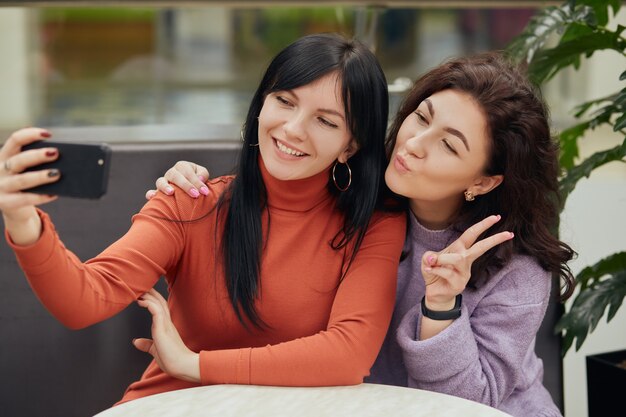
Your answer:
[134,288,200,383]
[422,215,514,311]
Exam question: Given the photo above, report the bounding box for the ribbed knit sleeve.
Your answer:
[198,211,406,386]
[6,190,201,330]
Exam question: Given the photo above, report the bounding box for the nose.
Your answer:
[404,132,427,159]
[283,112,307,142]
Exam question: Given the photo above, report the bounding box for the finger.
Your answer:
[133,338,154,355]
[457,215,501,248]
[145,189,157,200]
[0,128,51,160]
[0,170,61,194]
[421,251,438,268]
[164,166,200,198]
[4,147,59,175]
[431,253,465,267]
[148,288,172,321]
[195,165,210,183]
[154,176,174,196]
[468,231,514,260]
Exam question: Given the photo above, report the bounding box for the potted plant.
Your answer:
[507,0,625,415]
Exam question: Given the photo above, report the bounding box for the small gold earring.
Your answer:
[464,190,475,201]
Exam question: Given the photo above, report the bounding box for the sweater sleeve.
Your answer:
[198,212,407,386]
[396,260,552,409]
[5,190,198,330]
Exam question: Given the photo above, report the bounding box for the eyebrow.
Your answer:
[287,89,345,121]
[423,98,470,151]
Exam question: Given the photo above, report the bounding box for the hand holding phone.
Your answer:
[21,141,112,199]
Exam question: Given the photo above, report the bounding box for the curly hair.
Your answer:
[386,52,576,300]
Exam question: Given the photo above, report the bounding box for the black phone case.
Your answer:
[21,141,112,199]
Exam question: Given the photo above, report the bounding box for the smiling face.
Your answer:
[385,89,502,225]
[257,72,356,181]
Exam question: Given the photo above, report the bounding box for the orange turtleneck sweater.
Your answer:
[7,159,406,404]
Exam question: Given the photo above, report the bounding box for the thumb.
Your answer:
[422,251,438,267]
[133,338,154,354]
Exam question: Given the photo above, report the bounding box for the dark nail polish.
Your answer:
[47,169,60,177]
[45,150,57,157]
[41,132,51,138]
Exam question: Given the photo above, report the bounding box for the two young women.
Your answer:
[152,45,575,417]
[0,33,574,417]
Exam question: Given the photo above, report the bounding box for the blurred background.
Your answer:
[0,2,624,417]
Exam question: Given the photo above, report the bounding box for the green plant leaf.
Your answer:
[620,69,626,80]
[506,4,596,64]
[614,112,626,131]
[559,122,587,169]
[528,30,626,84]
[559,137,626,203]
[575,0,622,26]
[577,252,626,290]
[557,263,626,355]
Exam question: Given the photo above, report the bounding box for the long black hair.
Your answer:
[386,52,575,299]
[219,33,391,327]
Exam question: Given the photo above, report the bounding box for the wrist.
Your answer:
[3,208,43,246]
[421,294,462,321]
[176,351,200,383]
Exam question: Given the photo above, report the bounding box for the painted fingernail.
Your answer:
[427,255,435,265]
[509,232,515,238]
[165,186,174,195]
[199,186,209,196]
[189,188,200,198]
[424,267,432,272]
[45,149,57,157]
[132,338,137,345]
[47,169,60,177]
[41,131,51,138]
[198,175,205,182]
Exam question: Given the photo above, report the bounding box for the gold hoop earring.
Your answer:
[464,190,475,201]
[332,161,352,192]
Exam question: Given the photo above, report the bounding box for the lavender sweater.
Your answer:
[367,214,562,417]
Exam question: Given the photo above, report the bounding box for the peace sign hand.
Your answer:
[421,215,514,312]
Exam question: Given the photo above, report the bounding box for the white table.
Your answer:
[94,383,512,417]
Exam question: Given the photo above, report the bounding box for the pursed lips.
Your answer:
[394,153,412,173]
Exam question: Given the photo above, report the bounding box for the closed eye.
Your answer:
[442,139,458,155]
[414,111,428,124]
[276,95,293,106]
[318,117,338,128]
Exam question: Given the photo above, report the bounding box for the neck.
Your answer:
[408,198,461,230]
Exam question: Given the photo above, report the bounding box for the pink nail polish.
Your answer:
[199,186,209,196]
[198,175,205,182]
[165,186,174,195]
[428,255,435,265]
[189,188,200,198]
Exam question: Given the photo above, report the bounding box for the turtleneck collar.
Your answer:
[406,211,459,253]
[259,155,333,212]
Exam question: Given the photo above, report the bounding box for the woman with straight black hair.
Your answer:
[0,33,406,405]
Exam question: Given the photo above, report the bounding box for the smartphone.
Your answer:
[21,141,112,199]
